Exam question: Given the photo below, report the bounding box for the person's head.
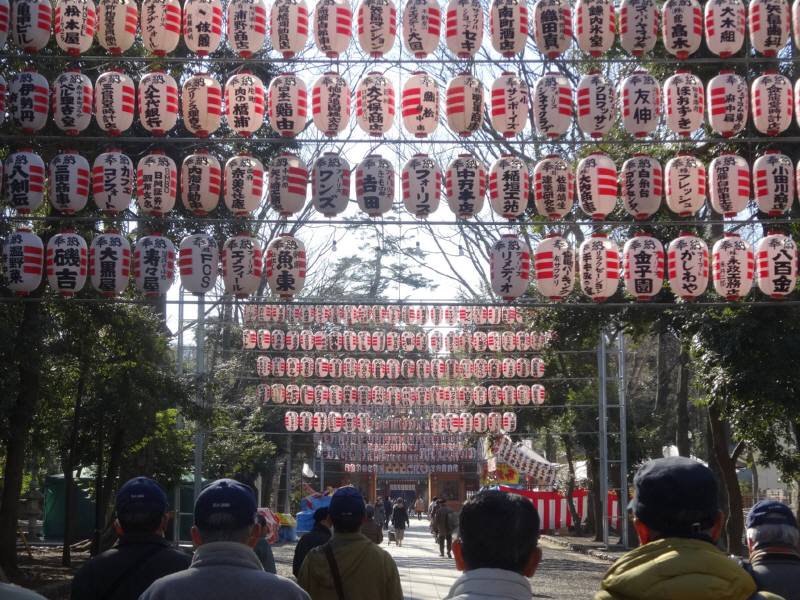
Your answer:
[438,498,446,505]
[191,478,260,548]
[313,506,332,529]
[453,490,541,577]
[365,504,375,520]
[114,477,170,536]
[629,457,724,545]
[745,500,800,552]
[329,486,366,533]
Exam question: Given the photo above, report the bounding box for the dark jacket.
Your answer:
[390,505,409,530]
[253,538,277,573]
[70,532,190,600]
[361,518,383,544]
[745,548,800,600]
[435,505,455,536]
[292,522,332,577]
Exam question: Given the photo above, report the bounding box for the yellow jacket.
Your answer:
[595,537,786,600]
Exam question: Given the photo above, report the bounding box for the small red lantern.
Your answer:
[314,0,352,57]
[446,72,484,137]
[401,71,439,138]
[179,233,219,295]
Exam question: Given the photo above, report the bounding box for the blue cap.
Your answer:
[746,500,798,529]
[329,486,365,520]
[194,478,257,530]
[116,477,168,516]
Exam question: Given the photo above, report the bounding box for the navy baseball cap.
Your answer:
[746,500,798,529]
[116,477,168,516]
[628,457,719,534]
[194,478,258,530]
[329,486,365,520]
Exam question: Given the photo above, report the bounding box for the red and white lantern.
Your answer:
[402,154,441,218]
[48,151,90,214]
[133,235,175,296]
[665,154,705,216]
[137,71,178,135]
[356,72,395,136]
[4,228,43,296]
[754,151,794,216]
[265,234,306,299]
[96,0,137,54]
[9,70,48,133]
[314,0,352,57]
[268,72,307,138]
[490,233,531,301]
[141,0,181,55]
[94,70,135,135]
[489,0,527,56]
[268,152,307,216]
[620,70,661,138]
[750,0,789,56]
[52,70,93,135]
[502,412,517,432]
[707,72,748,138]
[4,150,44,213]
[92,150,133,214]
[491,72,528,138]
[445,153,486,218]
[533,71,572,139]
[181,74,222,137]
[223,153,263,216]
[712,233,754,300]
[532,0,571,58]
[623,233,664,300]
[752,72,793,136]
[534,234,575,301]
[661,0,702,58]
[183,0,222,55]
[667,232,709,300]
[709,154,750,218]
[619,0,658,56]
[445,0,483,58]
[575,0,615,57]
[664,71,704,137]
[225,72,265,136]
[579,233,620,302]
[284,411,299,431]
[89,230,130,296]
[533,154,574,219]
[756,232,797,298]
[705,0,746,57]
[401,71,439,138]
[576,72,616,139]
[446,73,484,137]
[181,151,221,216]
[46,232,87,296]
[311,72,350,137]
[355,154,394,216]
[311,153,350,217]
[488,155,529,220]
[227,0,267,57]
[356,0,396,57]
[136,152,176,216]
[576,152,617,220]
[179,233,218,294]
[402,0,441,58]
[55,0,96,55]
[222,234,262,297]
[11,0,50,52]
[270,0,308,57]
[620,154,662,220]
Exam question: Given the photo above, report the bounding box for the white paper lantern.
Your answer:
[4,149,45,213]
[575,0,614,57]
[11,0,50,52]
[89,230,131,296]
[355,154,394,216]
[756,232,797,298]
[667,232,709,300]
[620,154,662,220]
[575,72,616,139]
[183,0,222,55]
[402,0,441,58]
[55,0,96,55]
[534,233,575,301]
[533,71,572,139]
[355,72,395,136]
[532,0,571,58]
[268,152,307,216]
[182,74,222,137]
[48,151,90,215]
[136,152,176,216]
[576,152,617,220]
[311,72,350,137]
[225,72,265,137]
[712,233,754,300]
[445,72,483,137]
[661,0,702,58]
[623,233,664,300]
[9,70,48,133]
[750,0,790,56]
[579,233,620,302]
[356,0,396,57]
[179,233,218,295]
[665,154,706,216]
[96,0,137,54]
[489,0,527,56]
[314,0,352,57]
[490,233,531,301]
[138,71,178,135]
[445,0,482,57]
[619,0,657,56]
[46,231,87,296]
[705,0,746,57]
[708,154,750,218]
[141,0,181,55]
[402,153,441,218]
[752,72,793,136]
[754,151,794,216]
[52,70,93,135]
[491,72,528,138]
[312,153,350,217]
[706,72,748,138]
[92,150,133,214]
[402,71,439,138]
[181,151,221,216]
[4,228,43,295]
[620,70,661,138]
[533,154,574,219]
[222,234,262,297]
[133,234,175,296]
[94,70,135,135]
[445,153,486,218]
[488,155,529,220]
[268,72,307,138]
[664,71,704,137]
[223,153,263,216]
[227,0,267,57]
[266,234,306,299]
[270,0,309,57]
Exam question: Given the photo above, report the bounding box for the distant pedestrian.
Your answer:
[391,499,410,547]
[71,476,190,600]
[415,497,426,520]
[435,499,455,558]
[361,504,383,545]
[383,497,392,529]
[140,478,308,600]
[254,513,277,574]
[444,490,542,600]
[430,497,441,539]
[292,507,333,577]
[374,502,386,531]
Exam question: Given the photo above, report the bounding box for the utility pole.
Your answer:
[618,330,629,548]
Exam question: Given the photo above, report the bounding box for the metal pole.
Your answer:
[193,294,206,503]
[618,330,629,549]
[285,436,292,514]
[597,330,609,547]
[319,443,325,490]
[174,287,184,545]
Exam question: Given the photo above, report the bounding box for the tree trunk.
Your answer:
[62,362,89,566]
[708,403,745,556]
[676,349,691,457]
[654,327,670,411]
[92,424,104,557]
[749,451,759,503]
[587,456,603,541]
[561,434,582,535]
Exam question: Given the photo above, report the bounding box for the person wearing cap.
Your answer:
[140,478,309,600]
[740,500,800,600]
[297,486,403,600]
[595,457,785,600]
[360,504,383,545]
[292,507,333,577]
[70,476,190,600]
[390,498,410,547]
[444,490,542,600]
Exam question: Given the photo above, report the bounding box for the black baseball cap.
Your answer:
[194,478,258,530]
[746,500,798,529]
[116,477,168,516]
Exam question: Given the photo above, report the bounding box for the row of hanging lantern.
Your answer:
[343,464,461,473]
[332,450,475,462]
[2,229,306,298]
[489,230,796,302]
[318,433,468,445]
[282,409,517,432]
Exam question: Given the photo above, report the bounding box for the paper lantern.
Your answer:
[750,0,789,56]
[490,233,531,301]
[488,155,529,220]
[756,232,797,298]
[222,234,262,297]
[138,71,178,135]
[272,330,286,351]
[620,70,661,138]
[311,72,350,137]
[489,0,527,56]
[181,74,222,137]
[491,72,528,138]
[533,71,572,139]
[707,72,748,138]
[662,0,702,58]
[705,0,745,57]
[4,149,45,213]
[136,152,177,216]
[48,151,90,214]
[225,72,265,137]
[531,357,545,378]
[622,233,664,300]
[356,72,395,136]
[753,151,794,216]
[311,153,350,217]
[576,72,616,139]
[401,71,439,138]
[619,0,657,56]
[270,0,308,57]
[314,0,351,57]
[487,412,503,432]
[532,0,571,58]
[243,330,258,351]
[268,152,307,216]
[620,154,662,220]
[445,154,486,218]
[133,234,175,297]
[355,154,394,216]
[575,0,615,57]
[92,150,133,214]
[46,232,87,297]
[181,151,221,216]
[268,72,307,138]
[96,0,137,54]
[94,70,135,135]
[284,411,299,431]
[141,0,181,55]
[446,72,484,137]
[402,0,441,58]
[664,71,704,137]
[532,154,574,219]
[227,0,267,57]
[712,233,754,300]
[52,70,93,135]
[794,0,800,48]
[179,233,218,294]
[223,153,263,216]
[89,230,130,296]
[667,232,709,300]
[502,412,517,432]
[9,70,48,133]
[265,234,306,299]
[708,154,749,218]
[402,154,441,218]
[356,0,396,57]
[4,228,43,296]
[55,0,95,54]
[665,154,706,216]
[183,0,222,55]
[534,235,575,301]
[579,233,620,302]
[752,72,793,136]
[11,0,50,52]
[445,0,482,57]
[576,152,617,220]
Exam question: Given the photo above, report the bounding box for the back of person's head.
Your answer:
[115,477,168,534]
[746,500,800,551]
[455,490,541,575]
[313,506,330,525]
[365,504,375,519]
[192,478,258,545]
[330,486,365,533]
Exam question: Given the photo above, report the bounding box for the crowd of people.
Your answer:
[0,456,797,599]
